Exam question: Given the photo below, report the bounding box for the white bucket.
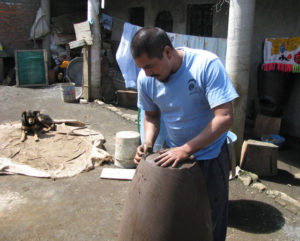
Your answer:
[60,82,76,103]
[115,131,140,168]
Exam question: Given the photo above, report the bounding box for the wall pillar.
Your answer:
[41,0,51,67]
[88,0,102,100]
[225,0,256,160]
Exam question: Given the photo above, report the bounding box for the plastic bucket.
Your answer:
[115,131,140,168]
[60,82,76,103]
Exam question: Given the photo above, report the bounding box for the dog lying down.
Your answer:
[21,110,56,142]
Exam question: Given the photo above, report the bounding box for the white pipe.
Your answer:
[225,0,256,158]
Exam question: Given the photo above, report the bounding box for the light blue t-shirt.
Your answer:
[137,47,239,160]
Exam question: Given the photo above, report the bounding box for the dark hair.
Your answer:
[130,27,174,59]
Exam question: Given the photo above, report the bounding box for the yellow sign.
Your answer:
[268,37,300,55]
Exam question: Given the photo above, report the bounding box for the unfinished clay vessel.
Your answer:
[118,152,213,241]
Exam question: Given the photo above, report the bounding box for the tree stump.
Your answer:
[240,139,278,176]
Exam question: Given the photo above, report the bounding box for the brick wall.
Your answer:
[0,0,40,57]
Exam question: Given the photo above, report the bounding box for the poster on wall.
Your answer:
[262,37,300,73]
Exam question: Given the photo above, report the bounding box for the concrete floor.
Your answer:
[260,145,300,202]
[0,85,300,241]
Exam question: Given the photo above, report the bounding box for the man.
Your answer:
[131,27,239,241]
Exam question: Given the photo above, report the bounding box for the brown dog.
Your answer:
[21,110,56,142]
[36,112,56,132]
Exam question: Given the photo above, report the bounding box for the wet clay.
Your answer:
[118,152,213,241]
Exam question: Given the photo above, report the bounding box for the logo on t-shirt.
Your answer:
[188,79,199,95]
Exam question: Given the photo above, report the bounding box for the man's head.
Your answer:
[130,27,176,82]
[130,27,173,59]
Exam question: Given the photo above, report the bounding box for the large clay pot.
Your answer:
[118,152,213,241]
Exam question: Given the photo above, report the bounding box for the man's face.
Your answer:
[134,50,172,83]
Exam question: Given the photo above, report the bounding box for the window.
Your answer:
[187,4,213,37]
[155,11,173,32]
[129,7,144,27]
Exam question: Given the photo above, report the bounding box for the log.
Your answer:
[240,139,278,176]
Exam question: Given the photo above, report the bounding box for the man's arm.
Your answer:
[134,110,160,164]
[144,110,161,149]
[155,102,234,167]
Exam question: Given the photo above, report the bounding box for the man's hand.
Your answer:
[154,146,190,168]
[134,144,152,165]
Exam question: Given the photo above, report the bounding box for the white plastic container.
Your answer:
[115,131,140,168]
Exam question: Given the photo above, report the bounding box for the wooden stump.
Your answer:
[240,139,278,176]
[116,90,137,107]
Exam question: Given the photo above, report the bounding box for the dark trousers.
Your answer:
[197,142,229,241]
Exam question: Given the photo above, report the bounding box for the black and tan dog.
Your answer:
[21,110,56,142]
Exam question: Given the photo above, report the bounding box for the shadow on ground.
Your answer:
[260,169,300,186]
[279,145,300,169]
[228,200,285,233]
